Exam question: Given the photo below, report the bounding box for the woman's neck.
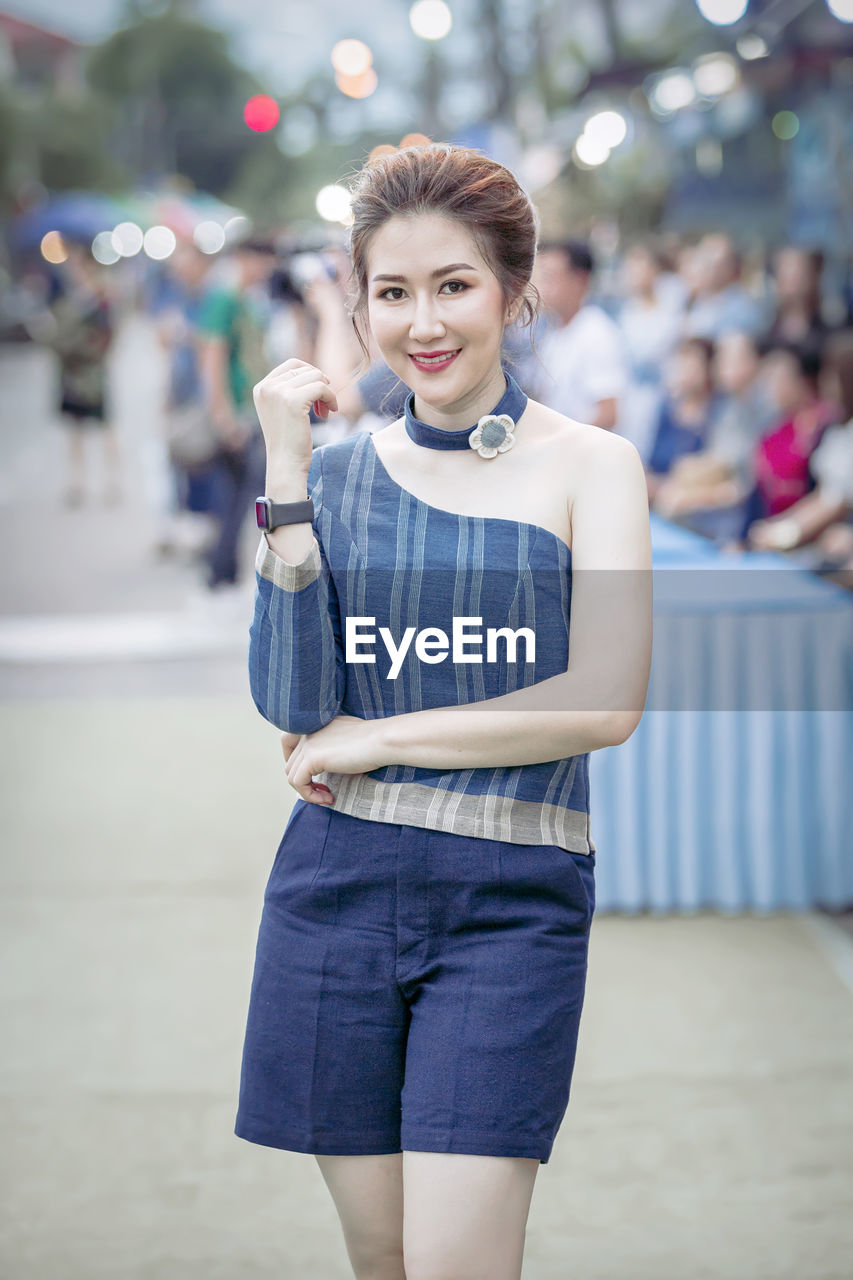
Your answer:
[410,363,508,432]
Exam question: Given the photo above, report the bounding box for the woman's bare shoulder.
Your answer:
[524,397,642,474]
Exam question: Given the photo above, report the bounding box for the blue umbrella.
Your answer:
[9,192,137,252]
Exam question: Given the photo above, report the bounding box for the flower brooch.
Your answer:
[467,412,517,459]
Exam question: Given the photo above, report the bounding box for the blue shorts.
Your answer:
[235,800,595,1165]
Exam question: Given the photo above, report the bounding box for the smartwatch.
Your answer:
[255,496,315,531]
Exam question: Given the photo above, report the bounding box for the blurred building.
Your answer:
[0,11,83,93]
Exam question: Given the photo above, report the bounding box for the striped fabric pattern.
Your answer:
[249,432,594,855]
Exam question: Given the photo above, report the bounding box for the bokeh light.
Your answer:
[693,53,740,97]
[331,39,373,76]
[335,68,378,98]
[409,0,453,40]
[224,214,253,243]
[193,221,226,254]
[736,34,768,58]
[520,143,564,191]
[584,110,627,149]
[574,133,610,167]
[316,184,352,222]
[243,95,280,132]
[399,132,432,148]
[368,144,399,163]
[651,71,697,113]
[827,0,853,20]
[40,231,67,265]
[772,110,800,139]
[695,0,749,24]
[142,225,177,261]
[91,231,120,265]
[111,222,144,258]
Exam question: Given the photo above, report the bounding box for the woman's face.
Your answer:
[774,247,813,301]
[762,351,808,414]
[622,247,657,296]
[714,332,759,395]
[666,345,710,397]
[365,212,510,412]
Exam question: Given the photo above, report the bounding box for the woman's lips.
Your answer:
[408,349,461,372]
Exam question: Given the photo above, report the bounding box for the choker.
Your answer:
[403,368,528,458]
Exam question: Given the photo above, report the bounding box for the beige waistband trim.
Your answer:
[316,772,594,855]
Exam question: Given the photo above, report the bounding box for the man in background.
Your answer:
[197,235,277,593]
[524,239,628,431]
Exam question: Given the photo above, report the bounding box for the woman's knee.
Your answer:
[401,1151,539,1280]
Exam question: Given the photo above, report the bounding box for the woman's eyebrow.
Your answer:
[371,262,477,283]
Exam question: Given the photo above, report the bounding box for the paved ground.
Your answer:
[1,323,852,1278]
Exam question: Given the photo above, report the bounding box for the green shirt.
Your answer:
[197,286,269,411]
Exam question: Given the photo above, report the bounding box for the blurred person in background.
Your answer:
[45,243,120,506]
[740,342,837,535]
[653,331,777,541]
[151,240,220,559]
[673,238,704,312]
[264,255,313,367]
[747,330,853,572]
[685,233,764,341]
[300,250,409,433]
[616,238,686,463]
[525,238,628,430]
[649,232,692,312]
[646,336,723,503]
[762,246,831,355]
[197,235,278,593]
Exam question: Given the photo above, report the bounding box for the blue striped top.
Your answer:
[249,429,594,854]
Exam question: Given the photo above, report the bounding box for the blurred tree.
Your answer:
[86,0,280,196]
[31,92,128,194]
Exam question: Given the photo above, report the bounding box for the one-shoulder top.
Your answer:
[248,430,594,855]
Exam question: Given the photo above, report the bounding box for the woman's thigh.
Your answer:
[402,1151,540,1280]
[315,1152,405,1275]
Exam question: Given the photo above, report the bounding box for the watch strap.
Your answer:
[255,496,315,530]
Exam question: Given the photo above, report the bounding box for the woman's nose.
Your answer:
[409,294,446,341]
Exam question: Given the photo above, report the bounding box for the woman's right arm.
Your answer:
[248,360,347,735]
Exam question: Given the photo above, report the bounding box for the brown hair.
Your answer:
[345,142,541,367]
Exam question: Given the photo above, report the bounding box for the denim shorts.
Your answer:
[235,799,595,1165]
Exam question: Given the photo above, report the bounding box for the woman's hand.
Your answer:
[281,714,390,804]
[748,515,801,551]
[253,358,339,474]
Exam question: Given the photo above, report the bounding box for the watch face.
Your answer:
[255,498,269,530]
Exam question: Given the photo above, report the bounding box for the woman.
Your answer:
[236,143,651,1280]
[743,342,836,533]
[762,245,829,355]
[748,329,853,563]
[653,331,777,543]
[646,336,722,503]
[48,243,121,506]
[616,238,685,464]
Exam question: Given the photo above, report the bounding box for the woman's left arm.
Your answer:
[285,432,652,792]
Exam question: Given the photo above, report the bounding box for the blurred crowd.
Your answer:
[23,225,853,593]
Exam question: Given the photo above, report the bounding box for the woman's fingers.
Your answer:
[283,735,334,804]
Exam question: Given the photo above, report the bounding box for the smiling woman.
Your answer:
[236,142,652,1280]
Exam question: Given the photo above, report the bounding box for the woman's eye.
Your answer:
[377,280,469,301]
